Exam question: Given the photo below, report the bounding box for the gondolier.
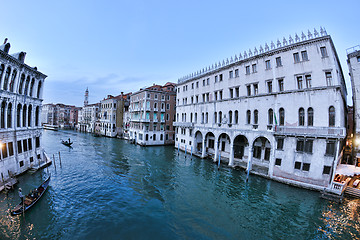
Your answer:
[18,188,24,202]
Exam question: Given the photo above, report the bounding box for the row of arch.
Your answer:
[0,101,40,129]
[0,64,42,98]
[178,106,336,127]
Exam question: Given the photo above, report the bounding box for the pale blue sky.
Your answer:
[1,0,359,106]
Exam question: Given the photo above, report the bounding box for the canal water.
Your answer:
[0,130,359,239]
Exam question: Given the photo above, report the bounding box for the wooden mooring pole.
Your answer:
[53,154,56,170]
[58,152,62,168]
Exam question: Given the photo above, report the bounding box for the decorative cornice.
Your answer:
[178,27,329,84]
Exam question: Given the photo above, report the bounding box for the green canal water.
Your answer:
[0,130,359,239]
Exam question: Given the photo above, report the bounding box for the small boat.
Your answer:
[10,176,51,216]
[43,124,59,131]
[61,140,73,147]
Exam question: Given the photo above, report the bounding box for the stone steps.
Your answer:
[345,187,360,198]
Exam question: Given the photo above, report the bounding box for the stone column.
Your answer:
[0,64,7,90]
[228,143,234,166]
[201,136,206,158]
[214,140,219,163]
[247,147,253,172]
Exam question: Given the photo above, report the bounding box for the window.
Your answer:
[323,166,331,175]
[196,81,199,88]
[214,92,218,101]
[326,140,336,156]
[247,85,251,96]
[296,139,304,152]
[325,72,332,86]
[214,112,217,124]
[299,108,305,126]
[23,139,28,152]
[191,83,194,89]
[294,162,301,170]
[265,60,271,70]
[207,78,209,85]
[229,111,232,124]
[252,64,257,73]
[305,75,311,88]
[301,51,308,61]
[279,108,285,126]
[235,69,239,77]
[297,76,303,89]
[8,142,14,156]
[304,140,313,153]
[357,56,360,63]
[203,79,205,86]
[293,53,300,63]
[229,88,234,98]
[275,158,282,166]
[307,108,314,126]
[302,163,310,171]
[235,110,238,124]
[267,81,272,93]
[19,161,24,167]
[277,138,284,150]
[229,71,233,78]
[320,46,327,58]
[278,79,284,92]
[253,146,261,159]
[1,143,8,158]
[218,111,222,124]
[329,106,335,127]
[246,110,251,124]
[219,90,223,100]
[268,109,273,125]
[219,74,223,81]
[215,75,218,83]
[17,140,22,154]
[253,110,258,124]
[245,66,250,75]
[276,57,282,67]
[297,138,313,153]
[253,84,258,95]
[35,137,40,148]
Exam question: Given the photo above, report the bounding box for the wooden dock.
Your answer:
[0,177,18,192]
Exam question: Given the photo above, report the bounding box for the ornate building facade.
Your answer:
[129,82,176,145]
[0,38,47,178]
[175,28,347,191]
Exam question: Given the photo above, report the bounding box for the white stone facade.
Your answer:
[0,39,47,178]
[77,103,100,133]
[175,30,347,191]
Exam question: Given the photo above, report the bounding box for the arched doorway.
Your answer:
[218,133,231,153]
[252,137,271,161]
[205,132,215,155]
[233,135,249,159]
[194,131,203,153]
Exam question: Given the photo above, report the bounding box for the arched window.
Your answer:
[35,106,40,127]
[3,67,11,90]
[219,111,222,124]
[37,81,42,98]
[24,76,30,96]
[205,112,208,123]
[246,110,251,124]
[201,113,204,123]
[254,110,258,124]
[214,112,217,124]
[307,107,314,126]
[190,113,193,122]
[329,106,335,127]
[23,105,27,127]
[235,110,239,124]
[17,104,22,127]
[28,105,32,127]
[7,103,12,128]
[9,70,17,92]
[29,78,35,96]
[279,108,285,126]
[229,111,233,124]
[1,101,5,128]
[299,108,305,126]
[160,134,163,141]
[194,113,197,123]
[0,64,4,87]
[153,134,156,141]
[18,74,25,94]
[268,109,273,125]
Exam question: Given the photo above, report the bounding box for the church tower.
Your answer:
[84,87,89,106]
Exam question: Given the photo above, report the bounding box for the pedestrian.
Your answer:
[18,188,24,202]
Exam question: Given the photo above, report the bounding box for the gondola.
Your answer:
[61,140,73,147]
[10,176,51,216]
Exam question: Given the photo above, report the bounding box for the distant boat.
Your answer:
[61,140,73,147]
[10,176,51,216]
[43,124,59,131]
[94,133,100,137]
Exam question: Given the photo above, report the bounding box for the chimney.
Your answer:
[3,38,7,44]
[121,91,124,95]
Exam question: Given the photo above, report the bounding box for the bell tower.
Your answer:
[84,87,89,106]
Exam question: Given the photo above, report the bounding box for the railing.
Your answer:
[346,45,360,55]
[275,126,346,138]
[173,122,194,128]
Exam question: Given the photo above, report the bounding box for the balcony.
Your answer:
[274,126,346,138]
[173,122,194,128]
[160,108,166,112]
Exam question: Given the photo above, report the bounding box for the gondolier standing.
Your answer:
[18,188,24,202]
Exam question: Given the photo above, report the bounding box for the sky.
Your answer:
[1,0,359,106]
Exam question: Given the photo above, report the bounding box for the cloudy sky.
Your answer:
[1,0,359,106]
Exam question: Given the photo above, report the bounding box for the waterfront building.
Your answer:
[0,38,48,178]
[41,103,58,126]
[347,46,360,166]
[69,106,81,129]
[99,92,131,137]
[175,28,347,192]
[41,103,79,129]
[77,103,100,133]
[129,82,176,146]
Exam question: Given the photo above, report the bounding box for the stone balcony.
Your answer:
[274,126,346,138]
[173,122,194,128]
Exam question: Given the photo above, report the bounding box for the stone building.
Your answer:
[77,103,100,133]
[41,103,79,129]
[99,92,130,137]
[129,82,176,146]
[0,38,48,178]
[175,28,347,191]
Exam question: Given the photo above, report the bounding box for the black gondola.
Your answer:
[61,140,73,147]
[10,176,51,216]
